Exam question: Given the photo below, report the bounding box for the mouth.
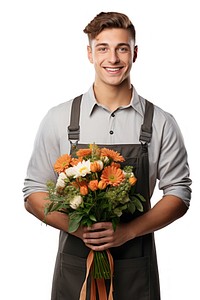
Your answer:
[104,67,123,73]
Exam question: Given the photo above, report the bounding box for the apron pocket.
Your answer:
[59,253,150,300]
[59,252,89,300]
[113,256,150,300]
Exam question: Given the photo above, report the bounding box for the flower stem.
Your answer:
[92,251,111,279]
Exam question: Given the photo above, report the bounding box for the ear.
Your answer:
[133,45,138,63]
[87,45,93,63]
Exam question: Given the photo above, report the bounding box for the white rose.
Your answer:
[101,156,109,164]
[70,195,83,209]
[56,172,67,189]
[97,160,104,170]
[65,166,76,177]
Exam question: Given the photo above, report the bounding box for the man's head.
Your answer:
[83,12,136,44]
[83,12,137,88]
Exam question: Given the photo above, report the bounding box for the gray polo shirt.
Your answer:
[23,86,192,206]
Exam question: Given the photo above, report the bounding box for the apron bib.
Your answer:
[51,95,160,300]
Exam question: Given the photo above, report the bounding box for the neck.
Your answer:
[93,82,133,112]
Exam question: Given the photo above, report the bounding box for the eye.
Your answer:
[118,46,129,53]
[97,47,108,52]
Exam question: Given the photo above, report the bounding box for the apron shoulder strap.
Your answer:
[68,94,154,144]
[139,99,154,143]
[68,94,82,141]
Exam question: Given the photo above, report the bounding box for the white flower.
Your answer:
[65,166,77,177]
[101,156,109,164]
[56,172,67,189]
[70,195,83,209]
[96,160,104,170]
[73,160,91,178]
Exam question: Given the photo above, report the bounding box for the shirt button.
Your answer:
[111,113,115,117]
[109,130,114,135]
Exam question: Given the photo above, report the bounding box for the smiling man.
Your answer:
[86,22,138,112]
[23,12,192,300]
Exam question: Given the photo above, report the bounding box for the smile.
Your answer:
[104,67,122,72]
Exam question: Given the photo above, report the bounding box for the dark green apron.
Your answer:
[51,95,160,300]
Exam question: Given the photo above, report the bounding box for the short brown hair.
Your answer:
[83,12,136,42]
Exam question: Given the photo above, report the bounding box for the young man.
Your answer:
[23,12,192,299]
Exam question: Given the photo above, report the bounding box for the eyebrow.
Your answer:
[95,43,130,48]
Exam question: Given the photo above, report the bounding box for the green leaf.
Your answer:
[85,207,92,214]
[84,219,93,227]
[44,202,55,214]
[89,215,97,222]
[69,211,83,222]
[133,197,144,212]
[44,206,49,216]
[136,193,146,202]
[112,218,119,231]
[68,212,84,233]
[50,202,63,212]
[113,208,122,217]
[128,202,136,214]
[68,219,80,233]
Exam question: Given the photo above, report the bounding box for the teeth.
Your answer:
[106,68,120,71]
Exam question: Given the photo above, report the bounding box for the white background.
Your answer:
[0,0,199,299]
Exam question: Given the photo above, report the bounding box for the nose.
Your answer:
[108,49,120,64]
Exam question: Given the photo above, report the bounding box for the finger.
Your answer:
[83,233,114,246]
[83,227,113,240]
[89,222,112,231]
[85,242,112,251]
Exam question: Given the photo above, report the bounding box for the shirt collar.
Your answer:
[83,85,143,117]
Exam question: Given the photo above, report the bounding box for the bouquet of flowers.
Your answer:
[45,144,145,298]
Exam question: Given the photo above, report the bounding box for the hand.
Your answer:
[82,222,131,251]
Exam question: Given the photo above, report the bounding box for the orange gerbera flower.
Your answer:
[76,148,92,158]
[111,162,121,168]
[54,154,71,173]
[101,166,125,186]
[100,148,125,162]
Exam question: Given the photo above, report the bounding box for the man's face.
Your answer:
[87,28,137,87]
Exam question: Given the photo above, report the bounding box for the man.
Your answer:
[23,12,192,299]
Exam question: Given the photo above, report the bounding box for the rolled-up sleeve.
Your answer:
[23,109,61,200]
[157,113,192,207]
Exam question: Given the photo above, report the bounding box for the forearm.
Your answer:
[82,195,188,251]
[24,192,70,232]
[128,195,188,240]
